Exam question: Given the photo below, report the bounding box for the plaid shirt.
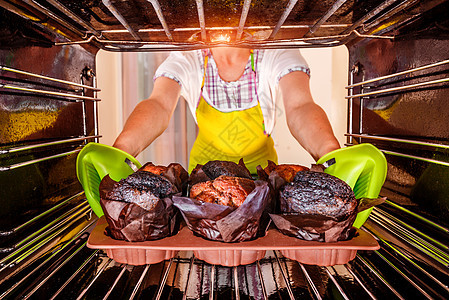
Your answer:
[201,49,261,110]
[156,49,311,111]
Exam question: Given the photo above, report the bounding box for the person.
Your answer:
[113,37,340,174]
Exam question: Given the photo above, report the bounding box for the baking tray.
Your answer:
[87,217,379,266]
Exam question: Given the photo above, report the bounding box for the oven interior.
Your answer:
[0,0,449,299]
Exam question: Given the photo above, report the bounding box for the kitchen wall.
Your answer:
[96,46,348,169]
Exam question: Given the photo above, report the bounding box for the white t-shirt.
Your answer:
[154,49,309,134]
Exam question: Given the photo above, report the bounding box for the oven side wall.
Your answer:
[347,37,449,225]
[0,8,97,228]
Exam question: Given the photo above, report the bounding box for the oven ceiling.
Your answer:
[1,0,448,51]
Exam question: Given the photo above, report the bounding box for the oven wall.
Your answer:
[0,41,97,228]
[348,37,449,225]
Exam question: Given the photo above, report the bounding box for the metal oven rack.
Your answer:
[0,64,100,299]
[0,207,447,299]
[346,58,449,165]
[0,65,101,170]
[6,0,445,51]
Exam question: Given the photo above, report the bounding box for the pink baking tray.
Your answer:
[87,217,379,266]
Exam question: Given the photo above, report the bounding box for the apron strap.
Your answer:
[201,55,209,89]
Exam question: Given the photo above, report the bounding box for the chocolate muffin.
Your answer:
[263,161,309,183]
[280,171,357,220]
[190,175,256,207]
[103,171,178,211]
[201,160,252,180]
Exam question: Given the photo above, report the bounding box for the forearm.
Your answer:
[280,71,340,161]
[286,102,340,161]
[113,77,181,157]
[113,99,171,156]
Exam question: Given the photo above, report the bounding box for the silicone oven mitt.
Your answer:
[76,142,142,217]
[317,143,387,228]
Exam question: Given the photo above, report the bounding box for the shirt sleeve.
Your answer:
[153,51,199,89]
[153,51,202,120]
[264,49,310,85]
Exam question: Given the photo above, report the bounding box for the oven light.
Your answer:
[210,33,231,43]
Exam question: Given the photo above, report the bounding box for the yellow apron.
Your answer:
[188,50,278,174]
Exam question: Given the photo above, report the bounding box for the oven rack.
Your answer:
[4,0,443,51]
[346,56,449,164]
[0,199,447,299]
[0,65,101,171]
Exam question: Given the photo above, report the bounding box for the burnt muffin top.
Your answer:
[104,171,178,211]
[202,160,252,180]
[280,171,357,220]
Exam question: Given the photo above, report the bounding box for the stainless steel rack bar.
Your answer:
[23,241,88,299]
[273,251,295,300]
[195,0,207,41]
[182,256,195,300]
[373,207,449,252]
[304,0,349,37]
[155,258,173,300]
[209,263,215,300]
[361,0,420,34]
[129,264,151,300]
[345,77,449,99]
[344,133,449,149]
[256,260,269,300]
[325,266,350,300]
[355,254,406,300]
[55,30,393,51]
[147,0,173,41]
[233,266,240,300]
[76,258,114,300]
[344,264,377,299]
[0,203,91,269]
[0,218,96,298]
[0,135,101,154]
[381,149,449,167]
[0,83,101,101]
[347,59,449,89]
[20,0,87,39]
[0,66,101,91]
[101,24,351,35]
[268,0,299,39]
[345,142,449,167]
[369,212,449,267]
[102,0,141,41]
[0,149,81,171]
[49,250,101,300]
[340,0,400,35]
[363,225,449,294]
[102,264,127,300]
[372,250,433,298]
[12,203,90,252]
[298,263,322,300]
[384,200,449,234]
[236,0,252,40]
[0,191,84,236]
[45,0,102,37]
[366,0,447,36]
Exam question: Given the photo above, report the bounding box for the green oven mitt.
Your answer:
[317,143,387,228]
[76,142,142,217]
